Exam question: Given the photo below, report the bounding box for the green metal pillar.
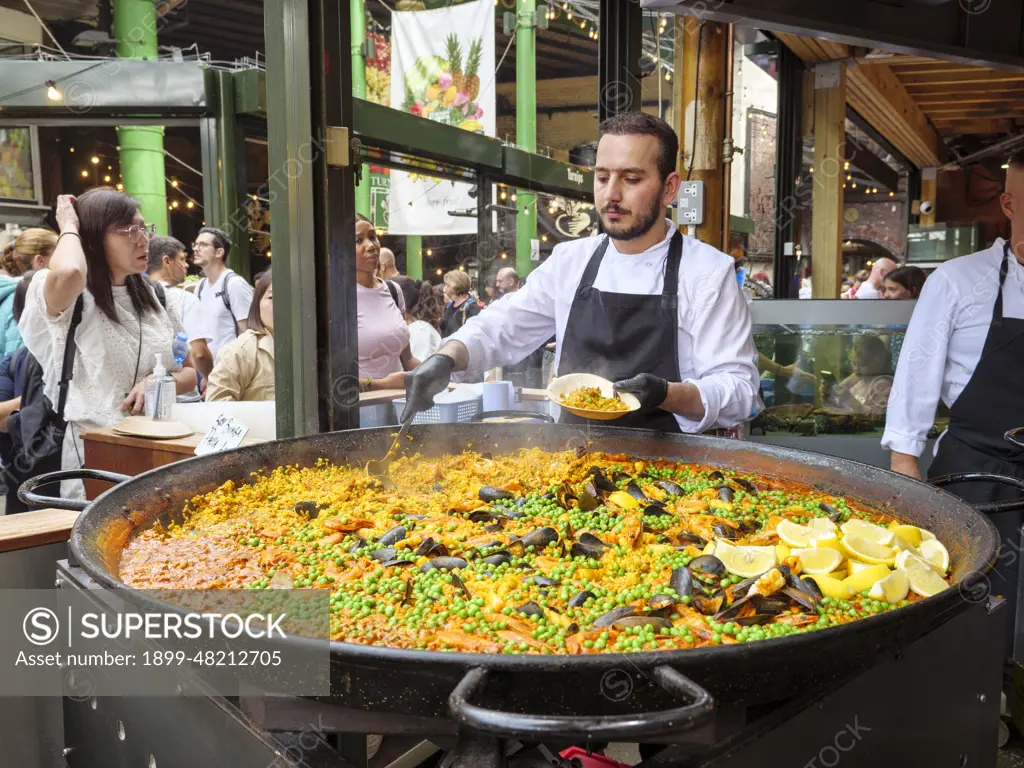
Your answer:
[406,234,422,279]
[515,0,538,277]
[351,0,371,218]
[214,72,249,279]
[114,0,167,234]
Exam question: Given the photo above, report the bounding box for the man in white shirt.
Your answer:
[884,154,1024,657]
[401,112,761,433]
[192,227,254,359]
[854,257,897,299]
[147,236,214,381]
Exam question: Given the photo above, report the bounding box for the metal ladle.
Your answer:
[365,413,414,476]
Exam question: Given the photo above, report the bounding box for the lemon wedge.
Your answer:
[826,569,848,580]
[808,574,851,600]
[776,543,791,562]
[868,569,910,603]
[840,535,897,566]
[812,533,843,552]
[607,491,641,511]
[809,517,839,534]
[841,519,895,547]
[718,544,778,578]
[842,564,891,594]
[791,547,844,575]
[777,519,817,547]
[919,528,937,542]
[889,524,923,548]
[919,539,950,573]
[896,551,949,597]
[847,560,874,574]
[702,541,716,556]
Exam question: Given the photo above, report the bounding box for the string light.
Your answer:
[501,252,508,259]
[458,265,465,271]
[266,250,271,257]
[665,72,671,81]
[90,156,99,164]
[426,248,433,256]
[541,234,548,242]
[116,183,123,190]
[511,193,517,202]
[844,161,850,170]
[171,180,178,188]
[872,188,878,194]
[171,201,179,209]
[889,191,894,197]
[500,191,507,200]
[45,81,61,101]
[186,201,194,209]
[107,165,112,170]
[103,175,111,183]
[852,182,857,189]
[436,268,443,276]
[80,170,88,178]
[809,167,814,173]
[69,147,74,153]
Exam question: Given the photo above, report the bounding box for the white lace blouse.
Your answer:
[19,271,183,497]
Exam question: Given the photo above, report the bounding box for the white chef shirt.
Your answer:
[882,239,1024,457]
[450,220,762,432]
[158,280,211,345]
[197,269,254,358]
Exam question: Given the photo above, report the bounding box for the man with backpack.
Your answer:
[192,227,254,360]
[148,236,214,381]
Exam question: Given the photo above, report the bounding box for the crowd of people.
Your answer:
[840,258,928,300]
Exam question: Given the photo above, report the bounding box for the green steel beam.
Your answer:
[515,0,537,277]
[502,147,593,199]
[265,0,321,438]
[350,0,371,217]
[210,70,249,279]
[730,214,756,235]
[406,234,422,279]
[114,0,167,235]
[233,69,266,116]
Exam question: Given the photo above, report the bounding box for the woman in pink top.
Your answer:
[356,214,419,392]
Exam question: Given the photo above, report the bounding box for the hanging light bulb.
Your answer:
[426,248,433,256]
[665,72,671,81]
[103,175,110,182]
[186,201,194,209]
[90,156,99,165]
[69,147,75,153]
[171,180,178,188]
[436,268,443,276]
[541,234,548,242]
[501,253,508,259]
[171,201,179,209]
[511,193,517,202]
[116,183,124,190]
[45,81,61,101]
[889,191,894,197]
[844,161,850,170]
[852,182,857,189]
[266,250,271,257]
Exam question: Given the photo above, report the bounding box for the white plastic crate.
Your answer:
[392,395,482,424]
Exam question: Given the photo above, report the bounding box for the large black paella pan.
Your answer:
[25,425,999,741]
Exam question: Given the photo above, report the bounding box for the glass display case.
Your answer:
[748,300,942,469]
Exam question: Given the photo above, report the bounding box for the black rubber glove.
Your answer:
[399,354,455,423]
[613,373,669,413]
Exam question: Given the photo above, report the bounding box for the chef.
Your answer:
[884,151,1024,657]
[402,111,761,433]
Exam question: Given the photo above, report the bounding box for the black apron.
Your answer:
[928,242,1024,659]
[557,231,683,433]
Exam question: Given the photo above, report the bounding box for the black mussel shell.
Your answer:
[713,522,740,540]
[733,477,760,495]
[738,518,759,535]
[542,492,555,500]
[516,497,528,508]
[579,532,610,550]
[736,614,775,626]
[782,586,818,612]
[415,538,448,558]
[469,510,502,524]
[378,525,407,546]
[516,601,545,618]
[484,523,505,533]
[420,557,468,572]
[708,470,724,482]
[819,502,842,522]
[643,503,672,517]
[294,500,321,518]
[480,551,513,566]
[714,595,751,622]
[642,523,657,534]
[677,531,708,548]
[775,565,794,585]
[593,605,636,628]
[657,479,684,496]
[433,481,444,492]
[692,588,728,616]
[571,532,611,559]
[716,485,735,503]
[793,575,823,604]
[754,595,792,615]
[731,575,758,597]
[503,508,526,520]
[527,576,561,587]
[649,593,677,610]
[625,481,648,502]
[586,466,618,494]
[478,486,514,502]
[670,566,694,598]
[370,547,397,562]
[556,482,578,510]
[348,536,367,554]
[577,482,601,512]
[452,572,471,597]
[612,616,673,631]
[381,559,416,568]
[688,555,727,578]
[611,470,631,484]
[568,590,596,608]
[566,623,579,636]
[518,527,560,550]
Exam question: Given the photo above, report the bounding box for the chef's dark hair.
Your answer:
[598,112,679,182]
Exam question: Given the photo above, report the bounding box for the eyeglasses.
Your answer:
[112,223,157,243]
[192,241,213,250]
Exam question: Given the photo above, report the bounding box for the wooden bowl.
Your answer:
[546,373,641,421]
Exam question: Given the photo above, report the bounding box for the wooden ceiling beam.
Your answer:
[931,117,1015,135]
[899,70,1024,87]
[914,93,1024,106]
[904,80,1024,96]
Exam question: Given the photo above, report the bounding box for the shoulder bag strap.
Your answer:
[56,295,85,419]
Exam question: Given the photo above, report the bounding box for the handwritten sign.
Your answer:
[194,414,249,456]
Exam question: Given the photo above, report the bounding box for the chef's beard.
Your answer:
[600,191,665,242]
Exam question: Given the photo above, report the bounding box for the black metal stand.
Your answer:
[55,559,1003,768]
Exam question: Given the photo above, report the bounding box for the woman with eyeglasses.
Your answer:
[19,188,197,499]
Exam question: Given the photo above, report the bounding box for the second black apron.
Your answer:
[557,231,683,433]
[928,242,1024,659]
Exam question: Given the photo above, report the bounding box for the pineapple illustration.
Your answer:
[463,37,482,100]
[445,33,464,90]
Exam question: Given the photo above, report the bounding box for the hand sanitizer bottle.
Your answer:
[145,354,175,420]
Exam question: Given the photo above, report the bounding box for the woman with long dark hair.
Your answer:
[19,189,197,498]
[883,265,927,299]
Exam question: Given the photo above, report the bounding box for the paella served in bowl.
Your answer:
[119,447,952,655]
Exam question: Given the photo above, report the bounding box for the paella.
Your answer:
[119,447,952,655]
[558,386,630,413]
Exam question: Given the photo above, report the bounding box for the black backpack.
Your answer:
[196,270,241,336]
[1,278,167,513]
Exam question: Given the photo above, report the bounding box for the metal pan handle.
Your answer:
[1005,427,1024,452]
[18,469,132,512]
[469,410,554,423]
[931,472,1024,514]
[448,665,714,740]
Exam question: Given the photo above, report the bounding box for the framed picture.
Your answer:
[0,126,42,204]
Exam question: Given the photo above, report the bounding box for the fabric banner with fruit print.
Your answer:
[387,0,495,235]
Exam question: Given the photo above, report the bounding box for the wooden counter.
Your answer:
[0,507,79,553]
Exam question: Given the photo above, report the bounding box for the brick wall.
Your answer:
[842,199,907,260]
